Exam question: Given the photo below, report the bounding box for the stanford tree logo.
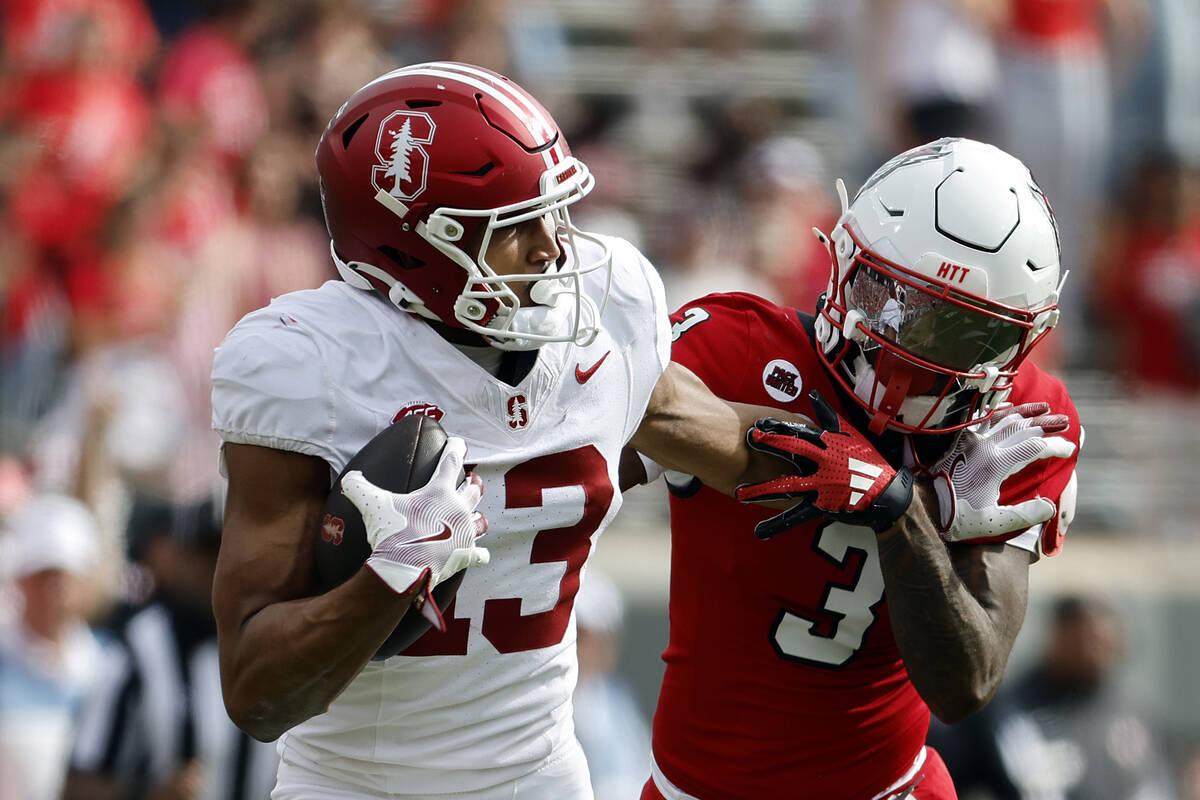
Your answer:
[372,110,436,202]
[506,394,530,430]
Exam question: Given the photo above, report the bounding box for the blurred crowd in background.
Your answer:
[1,0,1199,798]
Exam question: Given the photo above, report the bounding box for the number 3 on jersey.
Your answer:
[770,522,886,667]
[671,307,710,341]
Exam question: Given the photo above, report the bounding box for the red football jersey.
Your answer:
[650,293,1081,799]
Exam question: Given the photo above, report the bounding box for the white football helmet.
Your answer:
[813,138,1064,434]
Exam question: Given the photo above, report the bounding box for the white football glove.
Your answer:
[340,437,489,631]
[930,403,1076,543]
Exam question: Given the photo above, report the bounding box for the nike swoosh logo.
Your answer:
[412,524,454,544]
[575,351,611,384]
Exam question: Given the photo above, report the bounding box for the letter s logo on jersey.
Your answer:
[506,394,530,430]
[372,110,436,202]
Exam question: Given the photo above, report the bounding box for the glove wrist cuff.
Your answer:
[365,558,431,598]
[866,467,915,534]
[930,473,954,533]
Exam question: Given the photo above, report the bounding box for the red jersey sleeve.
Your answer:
[668,293,758,399]
[998,363,1083,556]
[668,291,818,407]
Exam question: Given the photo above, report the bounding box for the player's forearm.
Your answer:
[633,402,755,494]
[875,482,1025,723]
[220,569,414,741]
[632,363,809,496]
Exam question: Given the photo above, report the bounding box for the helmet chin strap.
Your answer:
[841,311,908,433]
[852,352,957,434]
[330,242,439,321]
[859,360,912,434]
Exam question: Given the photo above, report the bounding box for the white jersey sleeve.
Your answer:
[595,235,671,443]
[211,285,384,474]
[212,307,334,465]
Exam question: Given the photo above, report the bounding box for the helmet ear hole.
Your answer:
[378,246,425,270]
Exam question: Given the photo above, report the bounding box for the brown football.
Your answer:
[316,413,465,660]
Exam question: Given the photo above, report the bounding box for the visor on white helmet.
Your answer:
[846,261,1027,373]
[821,223,1060,434]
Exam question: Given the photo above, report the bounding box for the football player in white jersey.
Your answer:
[210,62,795,799]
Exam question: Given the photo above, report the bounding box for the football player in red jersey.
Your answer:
[635,138,1082,800]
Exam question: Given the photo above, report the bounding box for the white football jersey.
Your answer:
[211,235,670,795]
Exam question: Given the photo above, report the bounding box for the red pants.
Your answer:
[639,746,957,800]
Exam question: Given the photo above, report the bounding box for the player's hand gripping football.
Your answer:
[736,390,914,539]
[929,402,1076,543]
[340,437,489,631]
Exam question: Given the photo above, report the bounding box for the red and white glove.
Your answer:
[929,402,1076,543]
[340,437,489,631]
[736,390,914,538]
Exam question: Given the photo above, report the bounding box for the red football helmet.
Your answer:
[316,62,609,350]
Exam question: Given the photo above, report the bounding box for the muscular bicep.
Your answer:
[630,362,810,495]
[949,541,1034,650]
[213,443,330,634]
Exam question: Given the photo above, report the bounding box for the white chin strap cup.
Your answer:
[970,364,1001,393]
[489,285,600,351]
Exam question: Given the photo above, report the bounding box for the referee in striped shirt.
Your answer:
[65,497,277,800]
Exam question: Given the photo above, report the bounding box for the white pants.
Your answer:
[271,739,594,800]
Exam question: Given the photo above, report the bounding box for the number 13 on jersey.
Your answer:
[404,445,613,657]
